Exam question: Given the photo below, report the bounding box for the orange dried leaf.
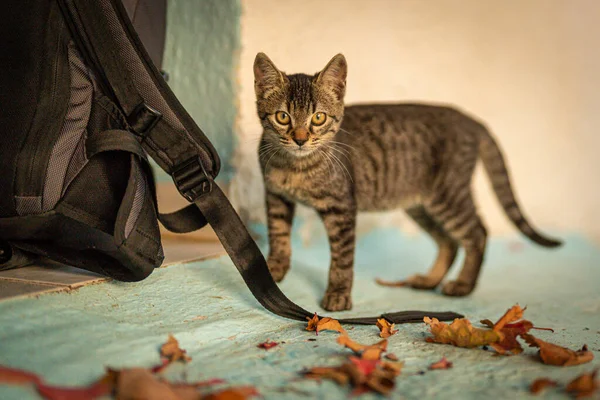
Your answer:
[376,318,398,339]
[429,357,453,370]
[337,335,388,360]
[384,353,399,361]
[303,366,349,385]
[160,334,191,363]
[530,378,558,395]
[424,317,503,348]
[375,278,408,287]
[306,313,319,331]
[114,368,184,400]
[566,370,598,399]
[317,317,347,335]
[349,356,380,376]
[523,335,594,366]
[493,304,526,331]
[306,313,346,335]
[381,361,404,376]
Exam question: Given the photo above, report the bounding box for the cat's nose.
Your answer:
[293,137,308,147]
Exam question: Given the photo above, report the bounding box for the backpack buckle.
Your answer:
[172,156,213,202]
[128,103,162,137]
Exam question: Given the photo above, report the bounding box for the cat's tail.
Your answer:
[478,129,562,248]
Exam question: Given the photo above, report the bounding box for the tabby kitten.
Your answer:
[254,52,561,311]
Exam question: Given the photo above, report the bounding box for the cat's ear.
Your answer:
[316,54,347,101]
[254,52,285,99]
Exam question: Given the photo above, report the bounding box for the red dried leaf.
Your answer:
[0,365,43,386]
[374,278,408,287]
[429,357,453,370]
[566,370,598,399]
[349,356,379,376]
[523,335,594,366]
[376,319,398,339]
[160,334,191,363]
[257,340,278,350]
[203,386,260,400]
[493,304,526,331]
[0,365,113,400]
[529,378,558,395]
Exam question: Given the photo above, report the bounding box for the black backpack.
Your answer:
[0,0,460,325]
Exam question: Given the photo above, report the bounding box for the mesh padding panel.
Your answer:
[124,162,146,238]
[43,42,93,211]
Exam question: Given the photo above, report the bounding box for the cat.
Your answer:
[253,52,562,312]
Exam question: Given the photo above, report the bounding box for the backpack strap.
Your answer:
[57,0,463,324]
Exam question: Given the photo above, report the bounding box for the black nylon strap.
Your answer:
[193,183,463,325]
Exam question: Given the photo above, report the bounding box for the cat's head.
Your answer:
[254,52,347,157]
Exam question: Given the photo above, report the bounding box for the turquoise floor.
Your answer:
[0,229,599,399]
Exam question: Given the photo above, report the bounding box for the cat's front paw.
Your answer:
[321,290,352,311]
[267,257,289,282]
[441,280,476,297]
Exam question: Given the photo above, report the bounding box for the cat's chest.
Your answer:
[265,169,320,203]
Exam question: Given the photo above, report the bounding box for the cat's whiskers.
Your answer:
[338,127,357,136]
[265,148,282,172]
[325,147,353,183]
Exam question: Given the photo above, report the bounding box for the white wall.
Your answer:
[230,0,600,243]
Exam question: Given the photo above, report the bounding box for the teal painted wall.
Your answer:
[154,0,241,184]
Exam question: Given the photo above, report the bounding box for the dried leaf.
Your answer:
[493,304,526,331]
[374,278,408,287]
[364,367,396,395]
[523,335,594,366]
[491,321,534,355]
[566,370,598,399]
[257,340,278,350]
[349,356,380,376]
[115,368,186,400]
[337,335,388,360]
[384,353,399,361]
[202,386,260,400]
[530,378,558,395]
[306,313,319,331]
[424,317,503,348]
[160,334,192,363]
[303,366,349,385]
[0,365,113,400]
[376,318,398,339]
[381,361,403,376]
[429,357,453,370]
[0,365,42,385]
[306,313,346,335]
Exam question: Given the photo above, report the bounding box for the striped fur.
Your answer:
[254,53,561,311]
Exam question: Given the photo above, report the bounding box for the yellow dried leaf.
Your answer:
[423,317,503,348]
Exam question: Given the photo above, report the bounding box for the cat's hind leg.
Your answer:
[428,195,488,296]
[405,206,458,290]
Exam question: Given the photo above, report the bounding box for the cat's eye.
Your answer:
[311,112,327,126]
[275,111,290,125]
